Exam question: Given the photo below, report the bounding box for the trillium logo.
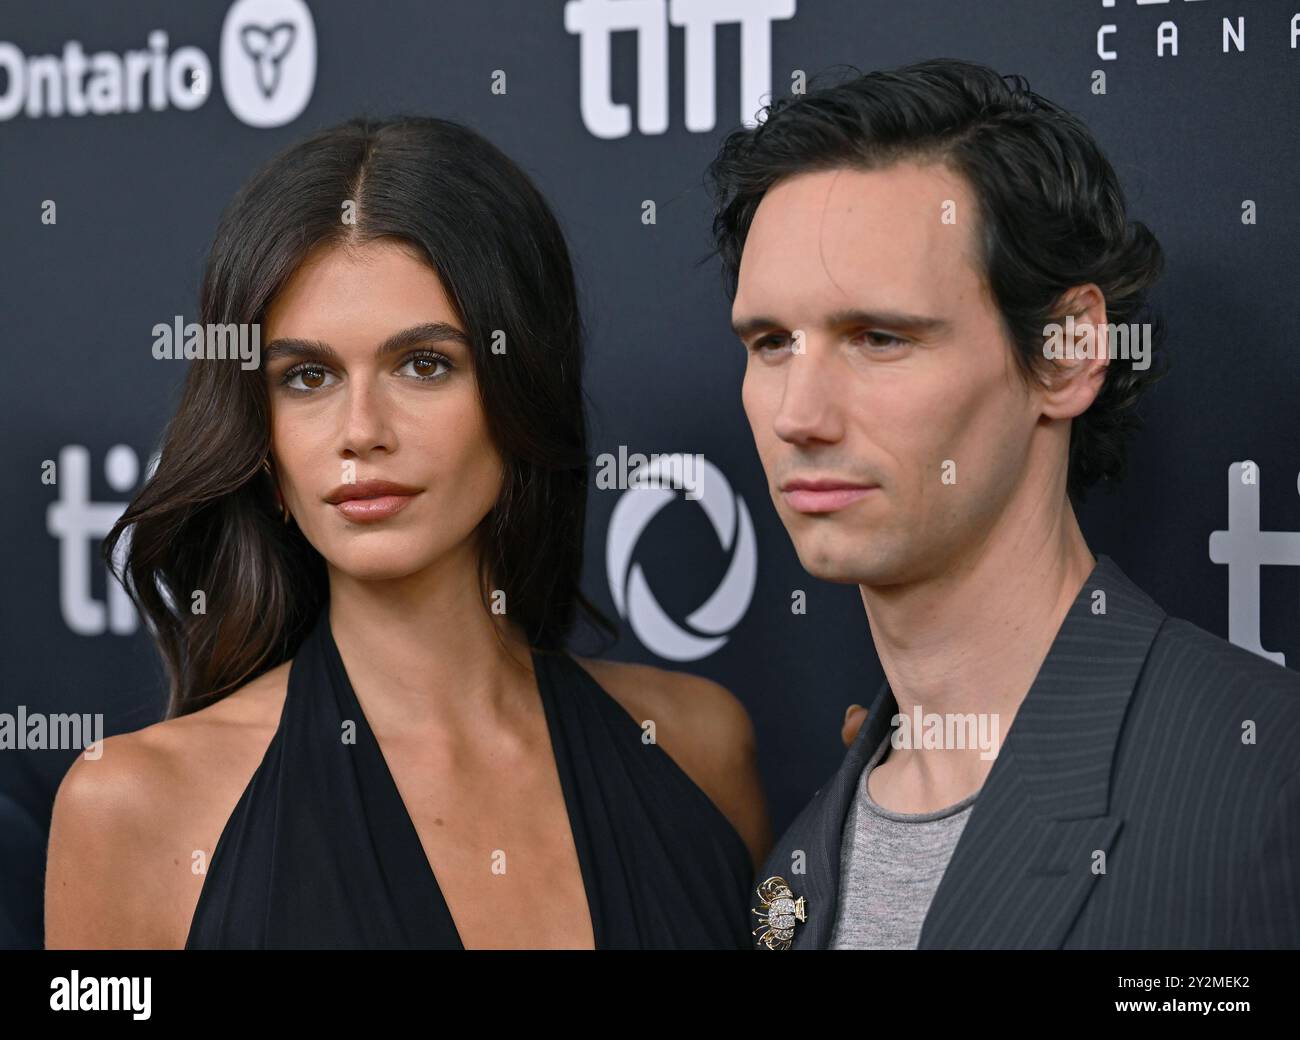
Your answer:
[221,0,316,127]
[241,23,297,99]
[606,455,756,661]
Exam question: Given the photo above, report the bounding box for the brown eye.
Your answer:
[399,352,452,381]
[280,363,338,392]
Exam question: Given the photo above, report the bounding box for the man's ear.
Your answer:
[1038,283,1110,421]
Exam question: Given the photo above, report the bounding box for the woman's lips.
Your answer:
[332,493,418,522]
[781,485,877,514]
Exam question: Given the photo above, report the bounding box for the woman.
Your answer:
[44,116,771,949]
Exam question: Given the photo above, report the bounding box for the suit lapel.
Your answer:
[750,674,894,949]
[795,681,898,949]
[918,554,1165,947]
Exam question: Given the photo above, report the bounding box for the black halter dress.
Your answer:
[185,605,754,949]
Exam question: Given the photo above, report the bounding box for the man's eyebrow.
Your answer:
[730,315,783,340]
[825,308,950,334]
[263,322,471,365]
[730,309,950,339]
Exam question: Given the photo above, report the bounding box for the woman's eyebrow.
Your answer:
[263,322,471,365]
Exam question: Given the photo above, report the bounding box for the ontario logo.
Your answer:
[0,0,315,128]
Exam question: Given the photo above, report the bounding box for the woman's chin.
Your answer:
[319,540,440,584]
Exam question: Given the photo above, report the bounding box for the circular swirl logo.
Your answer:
[606,455,757,661]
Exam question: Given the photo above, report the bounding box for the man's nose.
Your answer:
[772,337,845,446]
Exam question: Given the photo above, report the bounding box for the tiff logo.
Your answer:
[564,0,796,139]
[1208,461,1300,666]
[46,445,157,636]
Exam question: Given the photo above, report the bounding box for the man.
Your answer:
[707,58,1300,949]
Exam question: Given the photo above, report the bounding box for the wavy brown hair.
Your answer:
[104,115,615,720]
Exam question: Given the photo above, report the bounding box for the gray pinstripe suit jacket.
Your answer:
[752,554,1300,949]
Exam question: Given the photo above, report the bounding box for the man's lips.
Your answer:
[779,479,879,514]
[324,480,422,523]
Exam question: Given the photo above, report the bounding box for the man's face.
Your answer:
[733,162,1042,587]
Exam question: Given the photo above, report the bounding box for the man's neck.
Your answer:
[857,504,1095,808]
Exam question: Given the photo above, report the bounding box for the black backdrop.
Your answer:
[3,0,1298,949]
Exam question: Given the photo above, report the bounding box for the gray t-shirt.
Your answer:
[829,732,981,949]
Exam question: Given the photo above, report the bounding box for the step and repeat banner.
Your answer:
[2,0,1298,948]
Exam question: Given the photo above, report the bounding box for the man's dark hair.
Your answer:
[707,58,1166,504]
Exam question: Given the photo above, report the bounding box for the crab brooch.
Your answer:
[751,876,806,950]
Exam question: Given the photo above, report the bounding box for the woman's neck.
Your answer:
[324,550,536,737]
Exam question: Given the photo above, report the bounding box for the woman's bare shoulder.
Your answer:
[44,662,291,948]
[55,659,291,808]
[570,656,771,867]
[571,657,750,742]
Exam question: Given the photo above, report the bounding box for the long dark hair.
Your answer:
[707,58,1168,504]
[105,115,615,720]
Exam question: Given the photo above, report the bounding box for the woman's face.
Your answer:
[261,237,504,584]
